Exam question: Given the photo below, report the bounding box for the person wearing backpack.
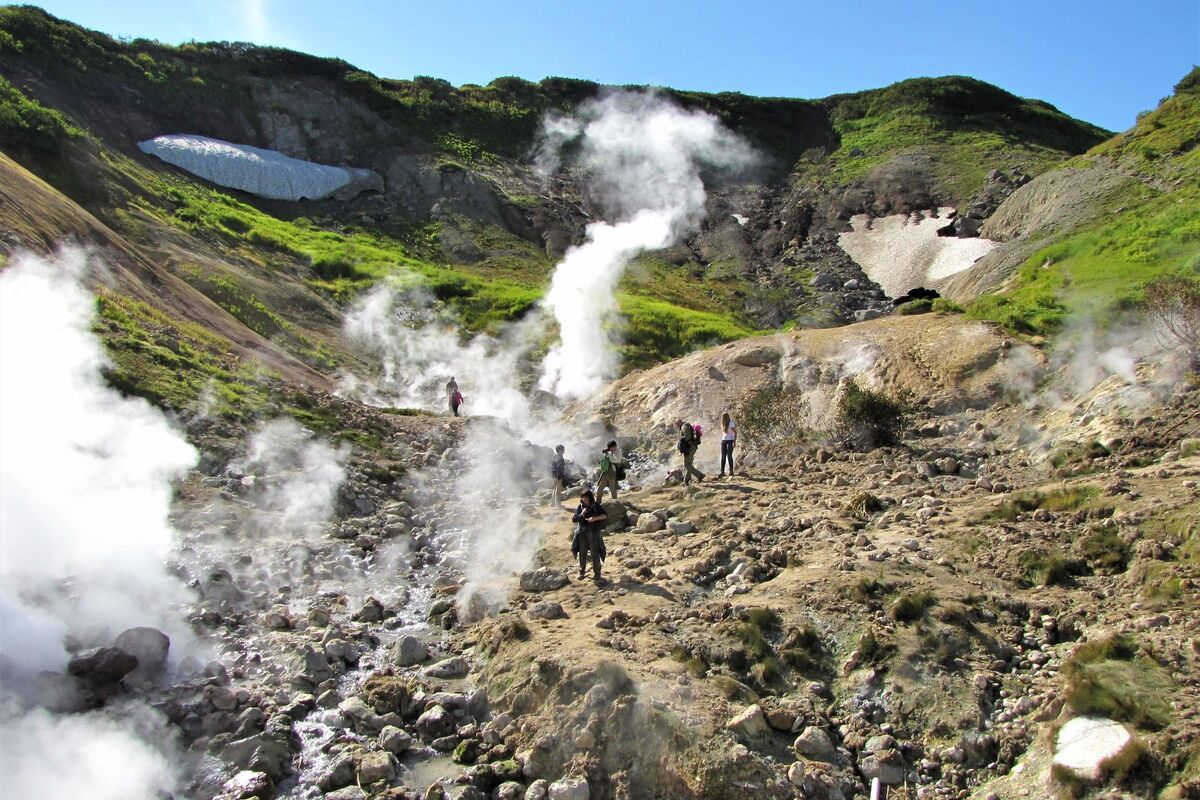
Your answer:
[571,489,608,583]
[596,440,626,502]
[718,411,737,478]
[449,389,464,417]
[550,444,566,506]
[674,419,705,485]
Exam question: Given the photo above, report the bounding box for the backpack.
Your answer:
[599,452,613,474]
[694,424,703,445]
[615,463,627,481]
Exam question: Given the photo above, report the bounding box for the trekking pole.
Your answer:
[870,777,884,800]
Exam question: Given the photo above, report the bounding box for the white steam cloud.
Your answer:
[245,417,349,541]
[0,250,194,799]
[0,250,198,675]
[536,90,758,399]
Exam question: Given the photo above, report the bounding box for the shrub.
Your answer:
[845,491,883,520]
[1081,530,1131,574]
[1143,272,1200,369]
[1018,548,1074,586]
[890,590,936,622]
[895,298,934,315]
[834,379,908,450]
[1062,633,1174,729]
[931,297,965,313]
[735,384,810,447]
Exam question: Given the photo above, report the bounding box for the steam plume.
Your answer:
[536,90,758,399]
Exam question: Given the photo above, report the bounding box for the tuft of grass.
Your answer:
[1081,530,1131,575]
[846,574,891,604]
[1018,548,1074,587]
[709,674,758,703]
[670,647,708,677]
[889,590,936,623]
[845,491,883,520]
[895,298,933,315]
[930,297,964,314]
[987,484,1100,520]
[1062,633,1174,730]
[0,74,84,155]
[744,607,781,632]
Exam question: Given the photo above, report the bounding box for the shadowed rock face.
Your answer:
[139,134,382,201]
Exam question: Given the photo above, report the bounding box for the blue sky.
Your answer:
[15,0,1200,131]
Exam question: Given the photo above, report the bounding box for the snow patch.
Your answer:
[837,207,997,299]
[138,134,381,201]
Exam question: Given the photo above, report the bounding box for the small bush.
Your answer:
[890,590,936,622]
[846,574,891,603]
[744,607,781,632]
[895,298,934,315]
[834,379,908,450]
[1081,530,1131,574]
[1062,633,1174,729]
[1143,272,1200,369]
[1019,548,1074,586]
[931,297,965,313]
[710,674,758,702]
[845,491,884,520]
[735,384,810,446]
[670,647,708,677]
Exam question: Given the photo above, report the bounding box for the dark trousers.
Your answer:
[720,440,735,474]
[578,527,603,578]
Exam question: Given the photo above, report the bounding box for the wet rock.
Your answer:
[794,726,836,760]
[380,725,413,755]
[289,646,334,686]
[1052,716,1136,782]
[528,601,567,621]
[113,627,170,677]
[219,732,295,781]
[205,684,239,711]
[324,787,367,800]
[424,656,469,679]
[726,704,770,739]
[356,750,397,784]
[524,779,550,800]
[415,704,456,741]
[353,596,385,622]
[68,647,138,685]
[317,750,359,791]
[390,635,429,666]
[496,782,526,800]
[453,738,482,764]
[547,778,590,800]
[219,769,274,800]
[263,606,292,630]
[492,760,523,783]
[520,568,568,592]
[766,707,797,731]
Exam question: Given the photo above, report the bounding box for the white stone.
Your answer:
[1052,716,1136,782]
[547,777,590,800]
[725,704,769,738]
[138,134,381,201]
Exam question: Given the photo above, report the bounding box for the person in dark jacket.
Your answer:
[571,489,608,583]
[675,419,704,485]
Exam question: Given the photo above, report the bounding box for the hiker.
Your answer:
[570,489,608,583]
[596,440,626,501]
[449,389,464,417]
[675,419,705,485]
[550,444,566,506]
[445,376,458,399]
[719,411,737,477]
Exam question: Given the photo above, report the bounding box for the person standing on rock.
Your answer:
[550,444,566,506]
[571,489,608,583]
[675,419,704,485]
[718,411,737,478]
[596,440,626,502]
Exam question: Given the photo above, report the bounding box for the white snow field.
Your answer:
[837,207,997,299]
[138,134,381,201]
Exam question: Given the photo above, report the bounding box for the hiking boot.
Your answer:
[577,570,585,580]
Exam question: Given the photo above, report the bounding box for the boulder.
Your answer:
[423,656,469,679]
[1052,716,1137,782]
[725,704,769,739]
[528,601,568,621]
[352,597,385,622]
[390,635,429,667]
[113,627,170,676]
[794,726,836,760]
[635,512,664,533]
[520,568,568,592]
[415,704,456,741]
[379,725,413,755]
[356,750,397,784]
[524,779,550,800]
[547,778,590,800]
[220,770,274,800]
[667,520,696,535]
[733,346,781,367]
[32,671,98,712]
[67,647,138,685]
[860,748,906,785]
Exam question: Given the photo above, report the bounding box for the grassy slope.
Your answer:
[966,68,1200,335]
[0,5,1123,408]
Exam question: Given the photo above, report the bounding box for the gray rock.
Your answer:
[667,520,695,535]
[219,732,295,781]
[860,748,906,785]
[356,750,397,784]
[317,751,359,791]
[524,779,550,800]
[810,272,837,289]
[635,512,665,532]
[379,725,413,755]
[528,601,568,621]
[32,671,98,712]
[113,627,170,676]
[423,656,469,679]
[547,778,590,800]
[519,568,568,592]
[68,647,138,684]
[390,635,429,667]
[324,787,367,800]
[725,704,769,738]
[352,596,385,622]
[496,782,526,800]
[415,704,456,741]
[794,726,836,760]
[220,769,274,800]
[733,346,781,367]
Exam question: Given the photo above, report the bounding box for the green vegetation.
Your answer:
[735,384,810,447]
[1018,548,1074,587]
[967,69,1200,337]
[834,379,909,450]
[895,298,933,315]
[617,293,760,369]
[0,74,83,154]
[986,484,1101,520]
[1081,529,1131,575]
[670,646,708,677]
[889,590,937,623]
[1062,633,1174,730]
[778,623,826,676]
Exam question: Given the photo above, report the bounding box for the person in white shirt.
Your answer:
[719,412,737,478]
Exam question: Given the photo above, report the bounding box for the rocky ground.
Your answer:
[24,318,1200,800]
